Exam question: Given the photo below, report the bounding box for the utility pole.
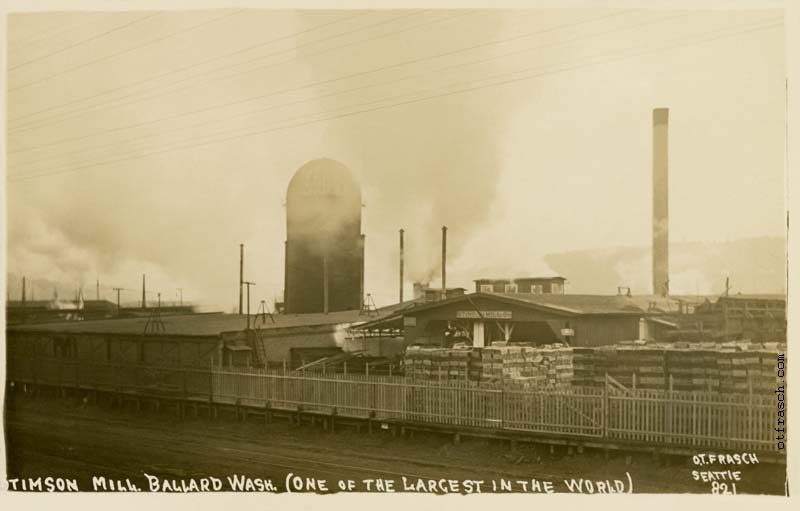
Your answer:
[243,281,255,329]
[142,274,147,309]
[177,288,183,306]
[157,292,161,309]
[113,288,123,316]
[239,244,244,315]
[725,277,731,297]
[399,228,405,303]
[96,277,100,301]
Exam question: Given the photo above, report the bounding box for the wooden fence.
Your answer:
[6,355,780,453]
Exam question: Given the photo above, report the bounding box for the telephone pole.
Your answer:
[112,288,123,316]
[243,281,255,329]
[239,244,244,315]
[177,288,183,306]
[399,228,405,303]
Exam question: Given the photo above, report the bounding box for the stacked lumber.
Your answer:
[403,346,471,382]
[402,344,574,389]
[571,347,596,387]
[569,341,786,394]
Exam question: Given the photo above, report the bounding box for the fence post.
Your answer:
[283,359,288,406]
[500,369,505,429]
[666,374,674,444]
[748,377,754,448]
[57,358,63,397]
[691,392,697,447]
[209,357,214,406]
[603,373,609,440]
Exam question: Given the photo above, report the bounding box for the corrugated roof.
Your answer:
[8,309,375,337]
[491,293,677,314]
[474,276,566,282]
[400,292,677,316]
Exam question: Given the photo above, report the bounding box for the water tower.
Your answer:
[284,158,364,313]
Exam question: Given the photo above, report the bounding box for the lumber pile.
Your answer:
[570,340,786,394]
[403,344,574,389]
[403,346,471,382]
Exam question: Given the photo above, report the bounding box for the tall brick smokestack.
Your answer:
[653,108,669,297]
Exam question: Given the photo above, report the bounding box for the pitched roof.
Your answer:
[399,292,675,316]
[8,309,380,337]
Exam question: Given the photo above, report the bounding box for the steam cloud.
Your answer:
[296,10,526,290]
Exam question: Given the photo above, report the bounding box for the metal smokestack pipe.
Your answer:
[441,226,447,298]
[653,108,669,297]
[360,234,366,310]
[142,273,147,309]
[399,229,405,303]
[239,243,244,315]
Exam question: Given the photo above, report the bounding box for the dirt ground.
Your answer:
[3,391,787,495]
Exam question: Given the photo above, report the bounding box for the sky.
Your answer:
[4,6,787,311]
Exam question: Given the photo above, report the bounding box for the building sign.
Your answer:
[403,317,417,327]
[456,310,512,320]
[560,328,575,337]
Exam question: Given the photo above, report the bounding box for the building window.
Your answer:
[54,337,77,359]
[504,283,518,293]
[530,285,543,294]
[480,284,493,293]
[551,282,564,294]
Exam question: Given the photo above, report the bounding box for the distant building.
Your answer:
[6,299,117,325]
[683,295,786,343]
[474,276,566,295]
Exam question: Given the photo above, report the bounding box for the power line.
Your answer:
[9,10,242,92]
[8,18,781,184]
[9,9,633,160]
[12,9,632,170]
[10,17,780,182]
[7,10,369,126]
[9,12,160,72]
[10,11,735,171]
[8,13,113,55]
[8,10,424,132]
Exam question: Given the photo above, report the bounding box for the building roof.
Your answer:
[492,293,680,314]
[474,276,565,282]
[349,297,427,331]
[8,309,381,337]
[398,292,678,317]
[6,299,117,310]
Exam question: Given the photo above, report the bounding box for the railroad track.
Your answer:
[6,399,569,482]
[7,407,557,489]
